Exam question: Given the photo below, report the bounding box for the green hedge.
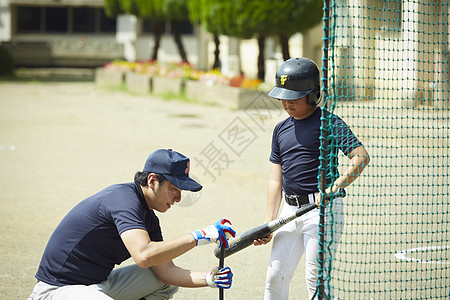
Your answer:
[0,46,14,76]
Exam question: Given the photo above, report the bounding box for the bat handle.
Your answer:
[219,244,225,300]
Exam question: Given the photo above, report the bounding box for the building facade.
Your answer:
[0,0,318,79]
[0,0,125,67]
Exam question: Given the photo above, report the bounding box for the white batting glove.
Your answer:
[206,266,233,289]
[190,219,236,248]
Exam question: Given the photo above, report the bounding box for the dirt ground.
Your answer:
[0,80,310,299]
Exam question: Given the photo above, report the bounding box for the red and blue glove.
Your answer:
[190,219,236,248]
[206,266,233,289]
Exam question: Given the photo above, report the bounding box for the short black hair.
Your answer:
[134,171,166,186]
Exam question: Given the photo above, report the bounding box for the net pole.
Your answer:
[318,0,330,299]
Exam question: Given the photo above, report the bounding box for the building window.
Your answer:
[16,5,116,34]
[45,7,68,33]
[73,7,96,33]
[17,6,41,33]
[99,9,117,32]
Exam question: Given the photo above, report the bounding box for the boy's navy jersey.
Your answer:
[270,108,363,195]
[35,182,163,286]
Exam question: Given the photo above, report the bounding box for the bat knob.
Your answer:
[214,245,222,259]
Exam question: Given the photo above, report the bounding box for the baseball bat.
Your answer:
[219,244,225,300]
[214,203,317,259]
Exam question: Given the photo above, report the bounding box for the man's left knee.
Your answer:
[142,284,178,300]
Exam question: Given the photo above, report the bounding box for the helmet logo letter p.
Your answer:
[280,75,288,85]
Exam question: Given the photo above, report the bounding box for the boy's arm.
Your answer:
[254,162,283,245]
[315,145,370,205]
[265,162,284,222]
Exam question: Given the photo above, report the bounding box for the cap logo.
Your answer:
[280,75,288,85]
[185,161,190,174]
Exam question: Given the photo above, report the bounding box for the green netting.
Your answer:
[318,0,450,299]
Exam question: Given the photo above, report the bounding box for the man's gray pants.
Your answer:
[26,264,179,300]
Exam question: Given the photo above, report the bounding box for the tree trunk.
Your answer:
[171,20,189,63]
[212,34,221,70]
[279,34,290,61]
[151,21,165,61]
[257,35,266,80]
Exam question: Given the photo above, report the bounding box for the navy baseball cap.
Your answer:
[143,149,202,192]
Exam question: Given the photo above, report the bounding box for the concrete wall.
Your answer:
[3,36,123,67]
[0,0,11,41]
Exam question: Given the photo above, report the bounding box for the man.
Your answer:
[254,58,370,299]
[27,149,235,300]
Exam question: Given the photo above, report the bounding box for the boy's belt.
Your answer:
[284,194,313,207]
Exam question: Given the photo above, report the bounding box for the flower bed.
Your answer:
[125,72,152,94]
[96,60,280,109]
[153,77,185,95]
[184,80,279,109]
[95,68,125,87]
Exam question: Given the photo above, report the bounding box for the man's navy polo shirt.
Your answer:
[35,182,163,286]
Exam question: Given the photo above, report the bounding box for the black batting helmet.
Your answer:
[268,57,321,106]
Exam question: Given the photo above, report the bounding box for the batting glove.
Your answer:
[190,219,236,248]
[206,266,233,289]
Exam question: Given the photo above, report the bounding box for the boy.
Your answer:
[255,58,370,299]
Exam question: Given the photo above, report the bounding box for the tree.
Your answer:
[185,1,273,78]
[268,0,323,60]
[130,0,166,61]
[104,0,124,17]
[104,0,191,63]
[196,0,271,79]
[162,0,190,63]
[232,0,272,79]
[187,0,232,69]
[232,0,323,78]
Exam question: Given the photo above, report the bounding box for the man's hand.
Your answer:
[206,266,233,289]
[190,219,236,248]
